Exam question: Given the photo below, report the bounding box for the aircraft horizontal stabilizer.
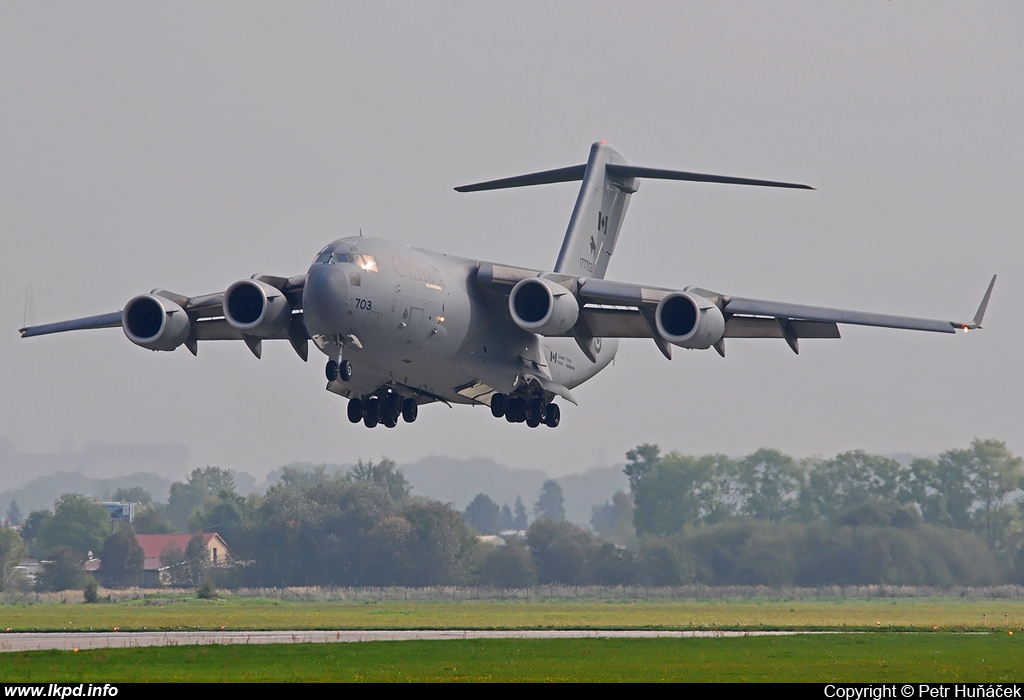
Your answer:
[455,162,812,193]
[604,164,813,190]
[454,165,586,192]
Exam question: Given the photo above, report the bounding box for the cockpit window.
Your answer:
[311,250,377,271]
[353,254,378,272]
[313,252,355,265]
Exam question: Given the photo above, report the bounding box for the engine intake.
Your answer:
[655,291,725,349]
[224,279,292,335]
[509,278,579,336]
[122,294,190,351]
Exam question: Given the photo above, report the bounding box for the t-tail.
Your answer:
[554,141,636,279]
[456,140,813,280]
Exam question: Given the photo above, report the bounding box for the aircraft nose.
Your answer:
[303,263,349,330]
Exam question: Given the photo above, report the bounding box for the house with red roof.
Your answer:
[135,532,233,587]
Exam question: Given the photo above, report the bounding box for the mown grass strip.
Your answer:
[2,597,1023,633]
[0,634,1020,682]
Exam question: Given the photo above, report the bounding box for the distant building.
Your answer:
[100,502,135,524]
[135,533,233,586]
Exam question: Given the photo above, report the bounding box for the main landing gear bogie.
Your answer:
[348,390,418,429]
[490,392,560,428]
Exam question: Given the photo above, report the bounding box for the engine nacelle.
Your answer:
[224,279,292,335]
[654,291,725,349]
[509,277,580,336]
[122,294,191,351]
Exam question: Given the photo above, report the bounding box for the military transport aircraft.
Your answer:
[19,141,995,430]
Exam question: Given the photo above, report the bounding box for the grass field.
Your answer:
[2,595,1023,632]
[3,596,1022,682]
[0,634,1020,682]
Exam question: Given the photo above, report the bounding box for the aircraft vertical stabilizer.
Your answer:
[553,141,638,280]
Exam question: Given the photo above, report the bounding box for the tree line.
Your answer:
[588,439,1024,586]
[1,440,1021,591]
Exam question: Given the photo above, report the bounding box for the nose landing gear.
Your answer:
[326,359,353,382]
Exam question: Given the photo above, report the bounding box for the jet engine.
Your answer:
[654,291,725,349]
[509,277,579,336]
[224,279,292,336]
[122,294,191,351]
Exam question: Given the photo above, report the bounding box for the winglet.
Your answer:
[960,275,996,332]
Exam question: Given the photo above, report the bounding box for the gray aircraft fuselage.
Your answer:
[302,236,617,406]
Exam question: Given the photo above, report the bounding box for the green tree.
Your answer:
[933,440,1024,548]
[36,546,86,591]
[345,458,411,501]
[184,532,210,586]
[624,443,661,492]
[158,533,210,587]
[477,538,537,588]
[804,451,905,523]
[188,490,252,544]
[526,518,597,584]
[132,503,176,535]
[631,452,737,536]
[359,516,414,585]
[278,465,330,490]
[6,500,23,527]
[100,528,144,588]
[37,494,110,558]
[591,542,637,585]
[737,448,805,522]
[165,467,238,532]
[158,543,189,587]
[21,510,51,558]
[498,504,514,531]
[464,494,500,535]
[0,527,28,592]
[401,498,477,586]
[636,538,693,586]
[534,480,565,522]
[590,490,636,547]
[111,487,152,504]
[512,497,528,530]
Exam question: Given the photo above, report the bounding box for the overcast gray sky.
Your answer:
[2,2,1021,481]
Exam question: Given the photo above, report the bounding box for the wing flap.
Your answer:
[579,307,651,338]
[724,317,841,339]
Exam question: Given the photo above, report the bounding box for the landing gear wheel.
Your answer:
[506,397,526,423]
[339,360,353,382]
[347,398,363,424]
[384,393,402,424]
[363,397,380,428]
[526,412,541,428]
[325,360,338,381]
[402,398,418,423]
[529,398,543,419]
[490,393,507,419]
[544,403,560,428]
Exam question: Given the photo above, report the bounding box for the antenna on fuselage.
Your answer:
[359,228,363,237]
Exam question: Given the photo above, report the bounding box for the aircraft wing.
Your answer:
[18,274,310,360]
[576,275,996,357]
[478,262,995,358]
